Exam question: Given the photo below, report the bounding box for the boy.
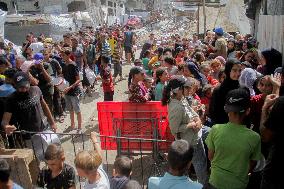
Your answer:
[37,143,76,189]
[0,159,23,189]
[110,156,132,189]
[100,55,114,101]
[205,87,262,189]
[148,140,202,189]
[112,39,124,83]
[61,47,82,130]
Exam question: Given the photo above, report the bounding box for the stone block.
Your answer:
[0,148,39,189]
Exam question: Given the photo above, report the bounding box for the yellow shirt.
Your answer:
[108,37,117,55]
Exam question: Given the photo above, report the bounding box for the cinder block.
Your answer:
[0,148,39,189]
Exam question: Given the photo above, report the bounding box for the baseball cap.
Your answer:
[13,71,30,89]
[214,27,224,36]
[224,87,250,113]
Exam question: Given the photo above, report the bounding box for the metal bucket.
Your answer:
[31,130,61,161]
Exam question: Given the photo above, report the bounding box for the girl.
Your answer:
[227,38,236,59]
[128,66,150,103]
[161,76,208,185]
[209,59,222,80]
[154,67,169,101]
[183,61,208,87]
[142,50,152,76]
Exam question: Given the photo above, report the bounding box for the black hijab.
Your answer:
[261,48,282,75]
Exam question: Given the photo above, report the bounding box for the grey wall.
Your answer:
[4,24,70,45]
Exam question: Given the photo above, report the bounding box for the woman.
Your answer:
[258,48,282,76]
[183,61,208,87]
[161,76,208,185]
[209,58,242,124]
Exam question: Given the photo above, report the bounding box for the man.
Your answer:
[209,27,228,59]
[71,37,84,70]
[123,26,135,64]
[1,71,56,141]
[148,140,203,189]
[29,53,54,113]
[206,87,261,189]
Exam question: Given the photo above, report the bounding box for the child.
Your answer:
[61,47,82,130]
[142,50,152,76]
[0,159,23,189]
[112,39,124,83]
[200,84,213,117]
[143,77,155,101]
[205,87,261,189]
[37,143,76,189]
[128,66,150,103]
[110,156,132,189]
[100,55,114,101]
[154,67,169,101]
[75,132,110,189]
[210,59,222,80]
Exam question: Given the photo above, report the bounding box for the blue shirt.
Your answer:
[13,183,23,189]
[148,172,202,189]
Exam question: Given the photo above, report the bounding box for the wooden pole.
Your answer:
[202,0,206,38]
[197,4,200,36]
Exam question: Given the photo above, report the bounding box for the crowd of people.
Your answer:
[0,23,283,189]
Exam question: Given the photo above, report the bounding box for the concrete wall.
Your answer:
[4,23,69,45]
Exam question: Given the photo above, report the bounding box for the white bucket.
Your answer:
[52,77,69,91]
[85,67,96,84]
[31,130,61,161]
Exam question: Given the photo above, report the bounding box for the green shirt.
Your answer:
[154,82,164,101]
[142,58,152,76]
[205,122,261,189]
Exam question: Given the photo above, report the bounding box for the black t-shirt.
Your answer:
[29,63,54,95]
[37,163,76,189]
[62,63,80,96]
[5,86,47,132]
[48,59,61,78]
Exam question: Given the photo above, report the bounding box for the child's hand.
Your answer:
[90,132,99,144]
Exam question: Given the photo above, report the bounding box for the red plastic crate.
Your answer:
[97,102,174,151]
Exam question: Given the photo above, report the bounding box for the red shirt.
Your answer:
[250,94,265,133]
[100,66,114,92]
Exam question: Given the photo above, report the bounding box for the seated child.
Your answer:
[37,143,76,189]
[0,159,23,189]
[110,156,132,189]
[75,132,110,189]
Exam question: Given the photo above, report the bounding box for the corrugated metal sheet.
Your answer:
[257,15,284,63]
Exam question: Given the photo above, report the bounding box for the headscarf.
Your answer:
[186,61,208,86]
[261,48,282,75]
[239,68,258,96]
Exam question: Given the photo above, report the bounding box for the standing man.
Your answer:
[123,26,135,64]
[209,27,228,60]
[1,72,56,144]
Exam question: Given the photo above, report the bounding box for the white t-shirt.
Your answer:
[84,166,110,189]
